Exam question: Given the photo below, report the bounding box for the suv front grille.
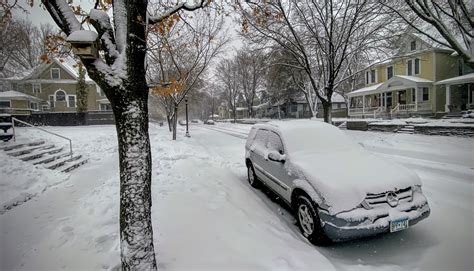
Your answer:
[365,187,412,207]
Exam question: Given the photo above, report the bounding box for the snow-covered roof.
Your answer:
[66,30,98,43]
[59,57,92,81]
[396,75,433,83]
[348,76,433,97]
[347,83,383,97]
[0,90,42,101]
[252,102,269,110]
[2,57,92,82]
[321,92,345,103]
[435,73,474,86]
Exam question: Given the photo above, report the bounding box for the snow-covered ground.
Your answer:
[0,122,472,270]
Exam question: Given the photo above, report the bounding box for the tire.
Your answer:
[247,164,260,188]
[295,195,331,246]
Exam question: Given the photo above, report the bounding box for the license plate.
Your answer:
[390,218,409,232]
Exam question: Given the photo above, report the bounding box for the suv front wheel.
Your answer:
[296,195,331,246]
[247,164,260,188]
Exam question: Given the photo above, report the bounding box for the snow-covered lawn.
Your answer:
[0,123,472,270]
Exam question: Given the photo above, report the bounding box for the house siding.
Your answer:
[1,60,109,113]
[11,100,28,108]
[38,62,75,80]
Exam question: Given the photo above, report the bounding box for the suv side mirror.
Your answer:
[268,151,285,163]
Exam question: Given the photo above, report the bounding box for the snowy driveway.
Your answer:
[0,123,472,271]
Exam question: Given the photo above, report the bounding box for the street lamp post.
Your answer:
[185,98,190,137]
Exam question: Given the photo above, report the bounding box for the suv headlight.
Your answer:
[411,185,422,201]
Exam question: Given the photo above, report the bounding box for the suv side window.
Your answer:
[267,131,284,154]
[254,129,268,148]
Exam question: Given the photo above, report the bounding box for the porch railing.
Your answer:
[399,104,416,111]
[373,107,383,118]
[390,104,400,118]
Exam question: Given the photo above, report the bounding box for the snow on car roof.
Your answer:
[255,119,334,133]
[254,120,359,153]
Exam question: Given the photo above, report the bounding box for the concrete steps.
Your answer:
[1,140,45,151]
[2,140,88,173]
[397,125,415,134]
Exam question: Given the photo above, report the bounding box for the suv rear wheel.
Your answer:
[296,195,331,246]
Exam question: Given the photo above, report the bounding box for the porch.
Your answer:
[347,76,434,118]
[435,73,474,113]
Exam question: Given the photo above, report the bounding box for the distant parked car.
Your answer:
[178,120,187,126]
[245,120,430,245]
[191,119,200,123]
[205,120,215,125]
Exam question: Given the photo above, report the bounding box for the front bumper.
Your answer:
[318,193,430,242]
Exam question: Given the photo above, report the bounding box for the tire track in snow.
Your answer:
[198,125,248,139]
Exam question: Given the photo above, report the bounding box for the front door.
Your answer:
[398,90,406,105]
[261,130,291,201]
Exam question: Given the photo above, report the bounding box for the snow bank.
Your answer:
[0,151,65,213]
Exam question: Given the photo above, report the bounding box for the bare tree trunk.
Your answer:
[233,108,237,123]
[172,104,178,140]
[322,101,332,124]
[166,114,172,132]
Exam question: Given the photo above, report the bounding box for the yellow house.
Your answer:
[0,90,42,115]
[347,34,473,118]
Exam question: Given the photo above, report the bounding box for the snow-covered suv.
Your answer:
[245,120,430,245]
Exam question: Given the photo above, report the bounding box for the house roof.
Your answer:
[348,76,433,97]
[0,90,42,101]
[395,75,433,83]
[435,73,474,86]
[2,57,93,82]
[347,83,383,97]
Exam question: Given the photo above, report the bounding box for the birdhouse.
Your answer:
[66,30,99,59]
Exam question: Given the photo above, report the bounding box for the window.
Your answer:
[291,105,297,113]
[55,90,66,101]
[386,92,392,107]
[51,68,60,79]
[42,104,49,111]
[254,129,268,148]
[30,102,39,110]
[267,131,284,154]
[0,100,11,108]
[68,95,76,108]
[410,41,416,51]
[365,69,377,84]
[49,95,55,108]
[32,83,41,94]
[414,58,420,74]
[422,87,429,101]
[407,58,420,76]
[387,66,393,80]
[100,103,112,111]
[96,86,106,97]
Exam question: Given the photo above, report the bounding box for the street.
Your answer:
[0,123,472,271]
